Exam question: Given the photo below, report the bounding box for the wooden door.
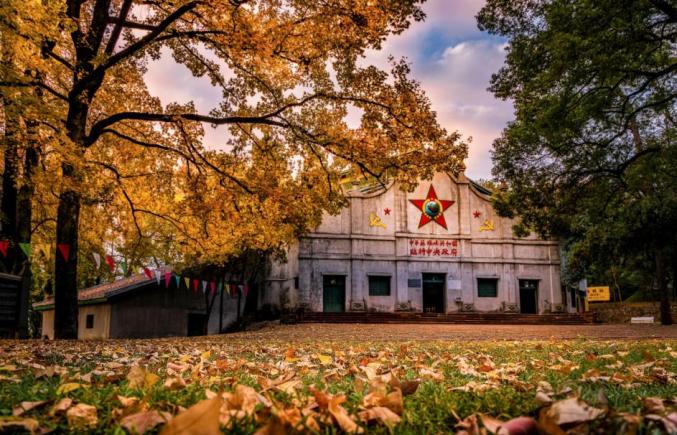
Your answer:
[422,273,445,313]
[519,280,538,314]
[323,275,345,313]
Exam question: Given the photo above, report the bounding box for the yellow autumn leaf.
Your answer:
[56,383,83,395]
[317,354,332,365]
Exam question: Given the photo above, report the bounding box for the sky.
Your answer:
[144,0,512,180]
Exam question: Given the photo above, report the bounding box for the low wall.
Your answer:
[590,302,677,323]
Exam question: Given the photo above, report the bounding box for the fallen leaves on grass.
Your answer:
[1,335,675,434]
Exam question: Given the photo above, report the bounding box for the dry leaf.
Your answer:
[121,410,172,434]
[56,382,83,395]
[127,366,160,390]
[0,417,40,434]
[317,354,333,365]
[159,396,222,435]
[12,401,48,417]
[164,376,187,390]
[49,398,73,416]
[67,403,98,429]
[328,395,362,433]
[400,379,420,396]
[358,406,401,427]
[543,397,604,426]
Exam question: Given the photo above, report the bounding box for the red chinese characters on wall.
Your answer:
[408,239,459,257]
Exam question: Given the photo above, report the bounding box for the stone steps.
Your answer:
[297,311,593,325]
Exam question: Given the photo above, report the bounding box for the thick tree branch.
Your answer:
[87,111,286,145]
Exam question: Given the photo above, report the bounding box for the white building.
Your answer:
[263,172,570,315]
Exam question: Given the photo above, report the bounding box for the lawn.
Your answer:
[0,334,676,434]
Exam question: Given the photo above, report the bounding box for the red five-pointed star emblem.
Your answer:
[409,185,455,229]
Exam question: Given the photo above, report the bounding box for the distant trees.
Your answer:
[1,0,467,337]
[478,0,676,323]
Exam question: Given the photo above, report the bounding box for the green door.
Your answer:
[422,273,446,313]
[323,275,345,312]
[519,280,538,314]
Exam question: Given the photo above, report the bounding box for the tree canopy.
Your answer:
[1,0,467,337]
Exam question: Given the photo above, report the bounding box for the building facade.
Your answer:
[288,172,568,314]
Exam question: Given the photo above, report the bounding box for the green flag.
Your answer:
[19,243,31,259]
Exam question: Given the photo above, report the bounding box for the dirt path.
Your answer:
[228,322,677,342]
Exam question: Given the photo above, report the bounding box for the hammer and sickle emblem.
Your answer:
[369,212,387,229]
[479,219,495,232]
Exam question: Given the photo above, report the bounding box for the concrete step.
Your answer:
[297,311,592,325]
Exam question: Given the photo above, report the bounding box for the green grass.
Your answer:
[0,337,676,433]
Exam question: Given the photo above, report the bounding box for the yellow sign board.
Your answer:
[587,286,611,302]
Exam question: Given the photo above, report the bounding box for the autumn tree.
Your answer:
[1,0,467,338]
[478,0,676,323]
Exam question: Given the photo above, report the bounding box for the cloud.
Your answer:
[362,0,513,179]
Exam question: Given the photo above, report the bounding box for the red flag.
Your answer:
[105,255,116,272]
[164,272,171,288]
[57,244,70,261]
[0,240,9,257]
[209,281,216,295]
[192,279,199,292]
[243,284,250,297]
[143,267,153,279]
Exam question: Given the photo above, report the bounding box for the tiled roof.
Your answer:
[33,272,156,309]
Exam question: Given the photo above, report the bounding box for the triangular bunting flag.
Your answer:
[0,240,9,257]
[105,255,116,272]
[143,267,153,279]
[164,272,171,288]
[154,270,162,285]
[174,274,181,288]
[120,261,128,276]
[217,281,223,295]
[57,243,70,261]
[230,284,237,298]
[192,279,199,292]
[92,252,101,269]
[210,281,216,295]
[19,243,31,259]
[243,284,249,297]
[184,277,190,289]
[201,280,208,294]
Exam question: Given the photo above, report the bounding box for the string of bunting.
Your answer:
[0,240,250,299]
[104,253,249,298]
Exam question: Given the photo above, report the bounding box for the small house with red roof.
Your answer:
[34,272,239,339]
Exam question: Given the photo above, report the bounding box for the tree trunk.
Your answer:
[15,139,38,338]
[53,162,81,339]
[1,96,19,273]
[656,251,673,325]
